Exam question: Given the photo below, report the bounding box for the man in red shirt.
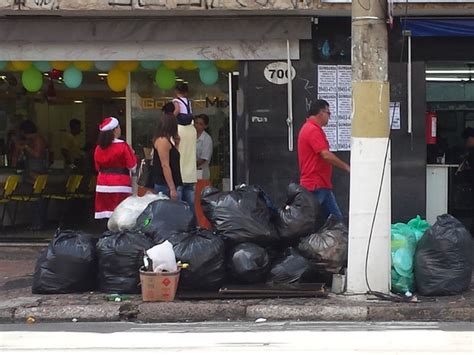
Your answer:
[297,99,350,220]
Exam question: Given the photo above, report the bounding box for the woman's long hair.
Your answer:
[154,113,178,141]
[97,130,115,149]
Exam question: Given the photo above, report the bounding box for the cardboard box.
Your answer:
[140,269,180,302]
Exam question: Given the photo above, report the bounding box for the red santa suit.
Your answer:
[94,138,137,219]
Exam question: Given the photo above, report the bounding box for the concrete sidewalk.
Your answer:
[1,246,472,324]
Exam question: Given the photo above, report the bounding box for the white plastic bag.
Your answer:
[108,193,168,232]
[146,241,178,272]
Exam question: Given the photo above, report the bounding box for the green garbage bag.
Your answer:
[407,215,430,242]
[391,223,417,293]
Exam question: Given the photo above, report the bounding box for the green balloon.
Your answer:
[22,67,43,92]
[0,61,7,70]
[197,60,213,70]
[199,65,218,86]
[64,66,83,88]
[33,61,52,72]
[141,61,161,70]
[155,66,176,90]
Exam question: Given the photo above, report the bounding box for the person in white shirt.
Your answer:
[195,114,213,180]
[172,83,197,214]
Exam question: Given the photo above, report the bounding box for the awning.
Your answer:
[0,17,311,61]
[402,18,474,37]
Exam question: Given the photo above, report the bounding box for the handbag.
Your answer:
[137,150,154,188]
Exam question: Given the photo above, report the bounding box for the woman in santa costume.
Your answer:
[94,117,137,219]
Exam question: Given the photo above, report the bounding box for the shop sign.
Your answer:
[264,62,296,85]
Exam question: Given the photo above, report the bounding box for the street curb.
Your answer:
[14,304,122,322]
[1,301,472,323]
[246,305,368,321]
[137,302,247,322]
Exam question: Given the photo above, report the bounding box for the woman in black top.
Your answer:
[153,113,183,199]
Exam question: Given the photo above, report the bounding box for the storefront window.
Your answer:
[131,70,231,189]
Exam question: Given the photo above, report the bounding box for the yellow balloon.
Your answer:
[11,61,32,71]
[74,61,93,71]
[107,68,129,92]
[52,61,71,70]
[116,61,139,72]
[6,62,17,71]
[164,61,181,70]
[181,61,198,70]
[215,60,238,71]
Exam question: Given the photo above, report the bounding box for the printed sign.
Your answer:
[263,62,296,85]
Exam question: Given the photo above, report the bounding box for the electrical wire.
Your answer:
[362,0,415,303]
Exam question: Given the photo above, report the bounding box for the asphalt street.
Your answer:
[0,321,472,354]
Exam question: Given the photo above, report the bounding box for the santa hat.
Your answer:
[99,117,119,132]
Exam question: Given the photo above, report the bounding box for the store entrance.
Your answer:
[426,62,474,231]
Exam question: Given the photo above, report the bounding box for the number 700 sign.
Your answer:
[264,62,296,85]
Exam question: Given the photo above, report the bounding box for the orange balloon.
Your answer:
[52,61,71,70]
[116,61,139,72]
[164,61,181,70]
[74,61,93,71]
[11,61,32,71]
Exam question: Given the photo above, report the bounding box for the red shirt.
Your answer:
[297,120,332,190]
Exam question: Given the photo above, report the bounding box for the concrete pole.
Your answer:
[347,0,391,293]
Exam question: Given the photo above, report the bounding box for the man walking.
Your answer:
[297,100,350,220]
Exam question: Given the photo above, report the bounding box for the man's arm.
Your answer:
[320,149,350,173]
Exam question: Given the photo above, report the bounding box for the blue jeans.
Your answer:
[178,183,195,215]
[313,188,343,221]
[154,184,182,200]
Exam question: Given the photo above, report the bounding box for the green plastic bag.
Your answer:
[407,215,431,242]
[391,223,417,293]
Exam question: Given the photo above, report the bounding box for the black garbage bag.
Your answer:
[298,215,348,274]
[135,199,195,244]
[267,247,319,284]
[227,243,271,283]
[201,185,278,245]
[96,230,154,294]
[32,230,97,294]
[168,229,225,290]
[274,183,322,241]
[415,214,473,296]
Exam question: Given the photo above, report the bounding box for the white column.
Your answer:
[347,138,391,293]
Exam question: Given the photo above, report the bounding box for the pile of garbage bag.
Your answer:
[107,193,168,232]
[32,230,97,294]
[96,230,154,294]
[168,229,225,290]
[29,183,354,295]
[135,199,195,244]
[227,243,271,283]
[274,183,322,243]
[415,214,473,296]
[267,247,319,284]
[298,215,348,274]
[390,223,417,294]
[201,185,278,245]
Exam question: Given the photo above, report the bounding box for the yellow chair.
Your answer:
[10,174,48,226]
[44,175,83,200]
[74,175,96,199]
[0,175,20,228]
[44,175,83,227]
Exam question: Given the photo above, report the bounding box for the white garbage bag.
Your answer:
[146,241,178,272]
[108,193,168,232]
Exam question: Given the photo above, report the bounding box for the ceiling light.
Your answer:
[0,75,6,80]
[176,78,184,82]
[74,100,83,104]
[426,77,470,82]
[97,73,108,77]
[426,70,473,74]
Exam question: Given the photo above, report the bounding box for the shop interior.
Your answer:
[0,60,234,239]
[425,62,474,231]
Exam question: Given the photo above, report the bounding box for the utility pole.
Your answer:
[347,0,391,293]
